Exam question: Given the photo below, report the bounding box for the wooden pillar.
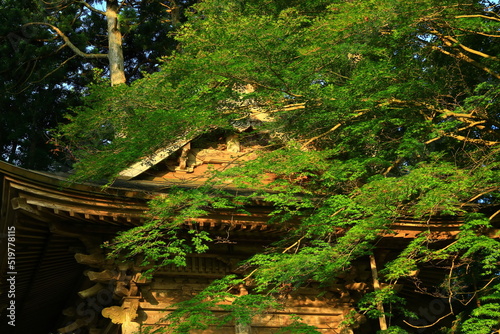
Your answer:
[235,322,252,334]
[121,321,140,334]
[369,254,387,331]
[227,134,241,153]
[176,142,193,172]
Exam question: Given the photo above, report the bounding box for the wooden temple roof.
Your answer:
[0,159,283,333]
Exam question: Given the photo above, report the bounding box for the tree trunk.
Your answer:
[106,0,126,86]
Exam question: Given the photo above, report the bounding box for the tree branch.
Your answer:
[490,209,500,221]
[425,131,498,151]
[382,157,403,176]
[463,187,499,206]
[443,133,499,146]
[16,54,78,95]
[403,312,453,329]
[427,45,500,80]
[442,34,500,61]
[301,109,369,149]
[423,28,500,78]
[282,235,306,254]
[456,120,487,131]
[23,22,108,59]
[453,27,500,38]
[79,0,106,15]
[454,14,500,22]
[439,111,476,119]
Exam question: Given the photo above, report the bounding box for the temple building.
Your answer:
[1,134,499,334]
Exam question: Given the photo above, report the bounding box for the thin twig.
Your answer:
[403,312,453,329]
[22,22,107,59]
[243,268,258,281]
[462,187,499,206]
[282,235,306,254]
[79,0,106,15]
[301,109,369,149]
[447,256,457,315]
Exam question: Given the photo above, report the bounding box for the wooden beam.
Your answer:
[87,269,119,282]
[78,283,105,299]
[118,138,193,180]
[75,253,108,267]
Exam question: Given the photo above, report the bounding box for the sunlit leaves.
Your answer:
[61,0,500,332]
[160,275,281,333]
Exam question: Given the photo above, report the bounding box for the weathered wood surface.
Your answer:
[118,137,194,180]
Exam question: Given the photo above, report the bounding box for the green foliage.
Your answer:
[61,0,500,332]
[155,275,281,333]
[104,187,239,276]
[275,315,323,334]
[379,326,410,334]
[382,233,432,280]
[357,287,411,320]
[457,283,500,334]
[1,0,198,169]
[0,0,90,169]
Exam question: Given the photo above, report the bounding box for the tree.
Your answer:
[19,0,199,85]
[0,0,87,169]
[61,0,500,332]
[0,0,196,169]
